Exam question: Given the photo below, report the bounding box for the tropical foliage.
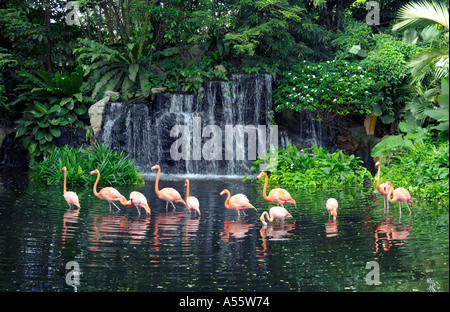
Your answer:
[374,124,449,206]
[251,145,373,188]
[74,39,151,100]
[30,143,144,186]
[14,67,92,157]
[274,59,379,117]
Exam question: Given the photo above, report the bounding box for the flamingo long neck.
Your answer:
[93,172,100,197]
[376,164,382,191]
[262,211,273,223]
[63,169,67,194]
[154,166,161,196]
[223,190,231,209]
[387,188,396,203]
[118,195,129,205]
[261,173,270,201]
[186,180,190,199]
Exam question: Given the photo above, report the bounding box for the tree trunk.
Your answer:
[44,0,52,72]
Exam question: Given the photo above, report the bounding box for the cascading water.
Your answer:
[99,74,323,175]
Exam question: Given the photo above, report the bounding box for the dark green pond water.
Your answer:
[0,170,448,292]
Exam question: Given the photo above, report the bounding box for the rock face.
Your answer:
[88,91,120,139]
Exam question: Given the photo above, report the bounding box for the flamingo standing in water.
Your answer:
[387,187,413,217]
[90,169,128,212]
[126,191,151,217]
[151,164,186,210]
[257,171,296,208]
[375,161,394,211]
[61,166,80,209]
[259,206,292,226]
[185,179,200,216]
[220,189,257,217]
[326,198,338,221]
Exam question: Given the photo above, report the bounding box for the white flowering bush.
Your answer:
[274,59,379,116]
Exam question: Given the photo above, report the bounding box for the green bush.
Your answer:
[14,67,91,157]
[30,143,144,186]
[374,125,449,207]
[251,145,373,188]
[274,59,378,117]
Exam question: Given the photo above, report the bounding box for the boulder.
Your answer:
[88,91,120,138]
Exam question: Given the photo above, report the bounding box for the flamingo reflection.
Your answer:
[257,221,295,259]
[151,211,201,266]
[89,214,150,251]
[325,219,338,238]
[221,219,254,242]
[62,208,80,249]
[374,217,412,256]
[184,216,201,254]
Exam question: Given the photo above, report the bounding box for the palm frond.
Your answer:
[392,0,449,32]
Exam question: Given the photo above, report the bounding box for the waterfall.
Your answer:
[98,74,323,175]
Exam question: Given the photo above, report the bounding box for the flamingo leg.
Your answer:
[170,202,176,211]
[405,203,412,217]
[135,205,141,216]
[111,201,121,211]
[165,201,169,211]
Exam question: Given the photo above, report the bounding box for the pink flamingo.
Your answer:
[151,164,186,210]
[257,171,296,208]
[326,198,338,221]
[90,169,128,212]
[185,179,200,216]
[375,161,394,211]
[126,191,151,217]
[387,187,413,217]
[61,166,80,209]
[259,206,292,226]
[220,189,257,217]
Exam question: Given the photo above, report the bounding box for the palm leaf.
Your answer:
[392,0,449,32]
[92,68,122,99]
[408,47,448,79]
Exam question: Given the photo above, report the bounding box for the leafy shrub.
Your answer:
[372,124,449,206]
[274,59,379,117]
[251,145,372,188]
[359,34,418,124]
[362,34,417,85]
[14,67,91,157]
[75,38,151,101]
[406,77,449,132]
[332,21,374,60]
[30,143,144,186]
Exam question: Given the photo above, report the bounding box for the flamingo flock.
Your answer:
[61,161,413,226]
